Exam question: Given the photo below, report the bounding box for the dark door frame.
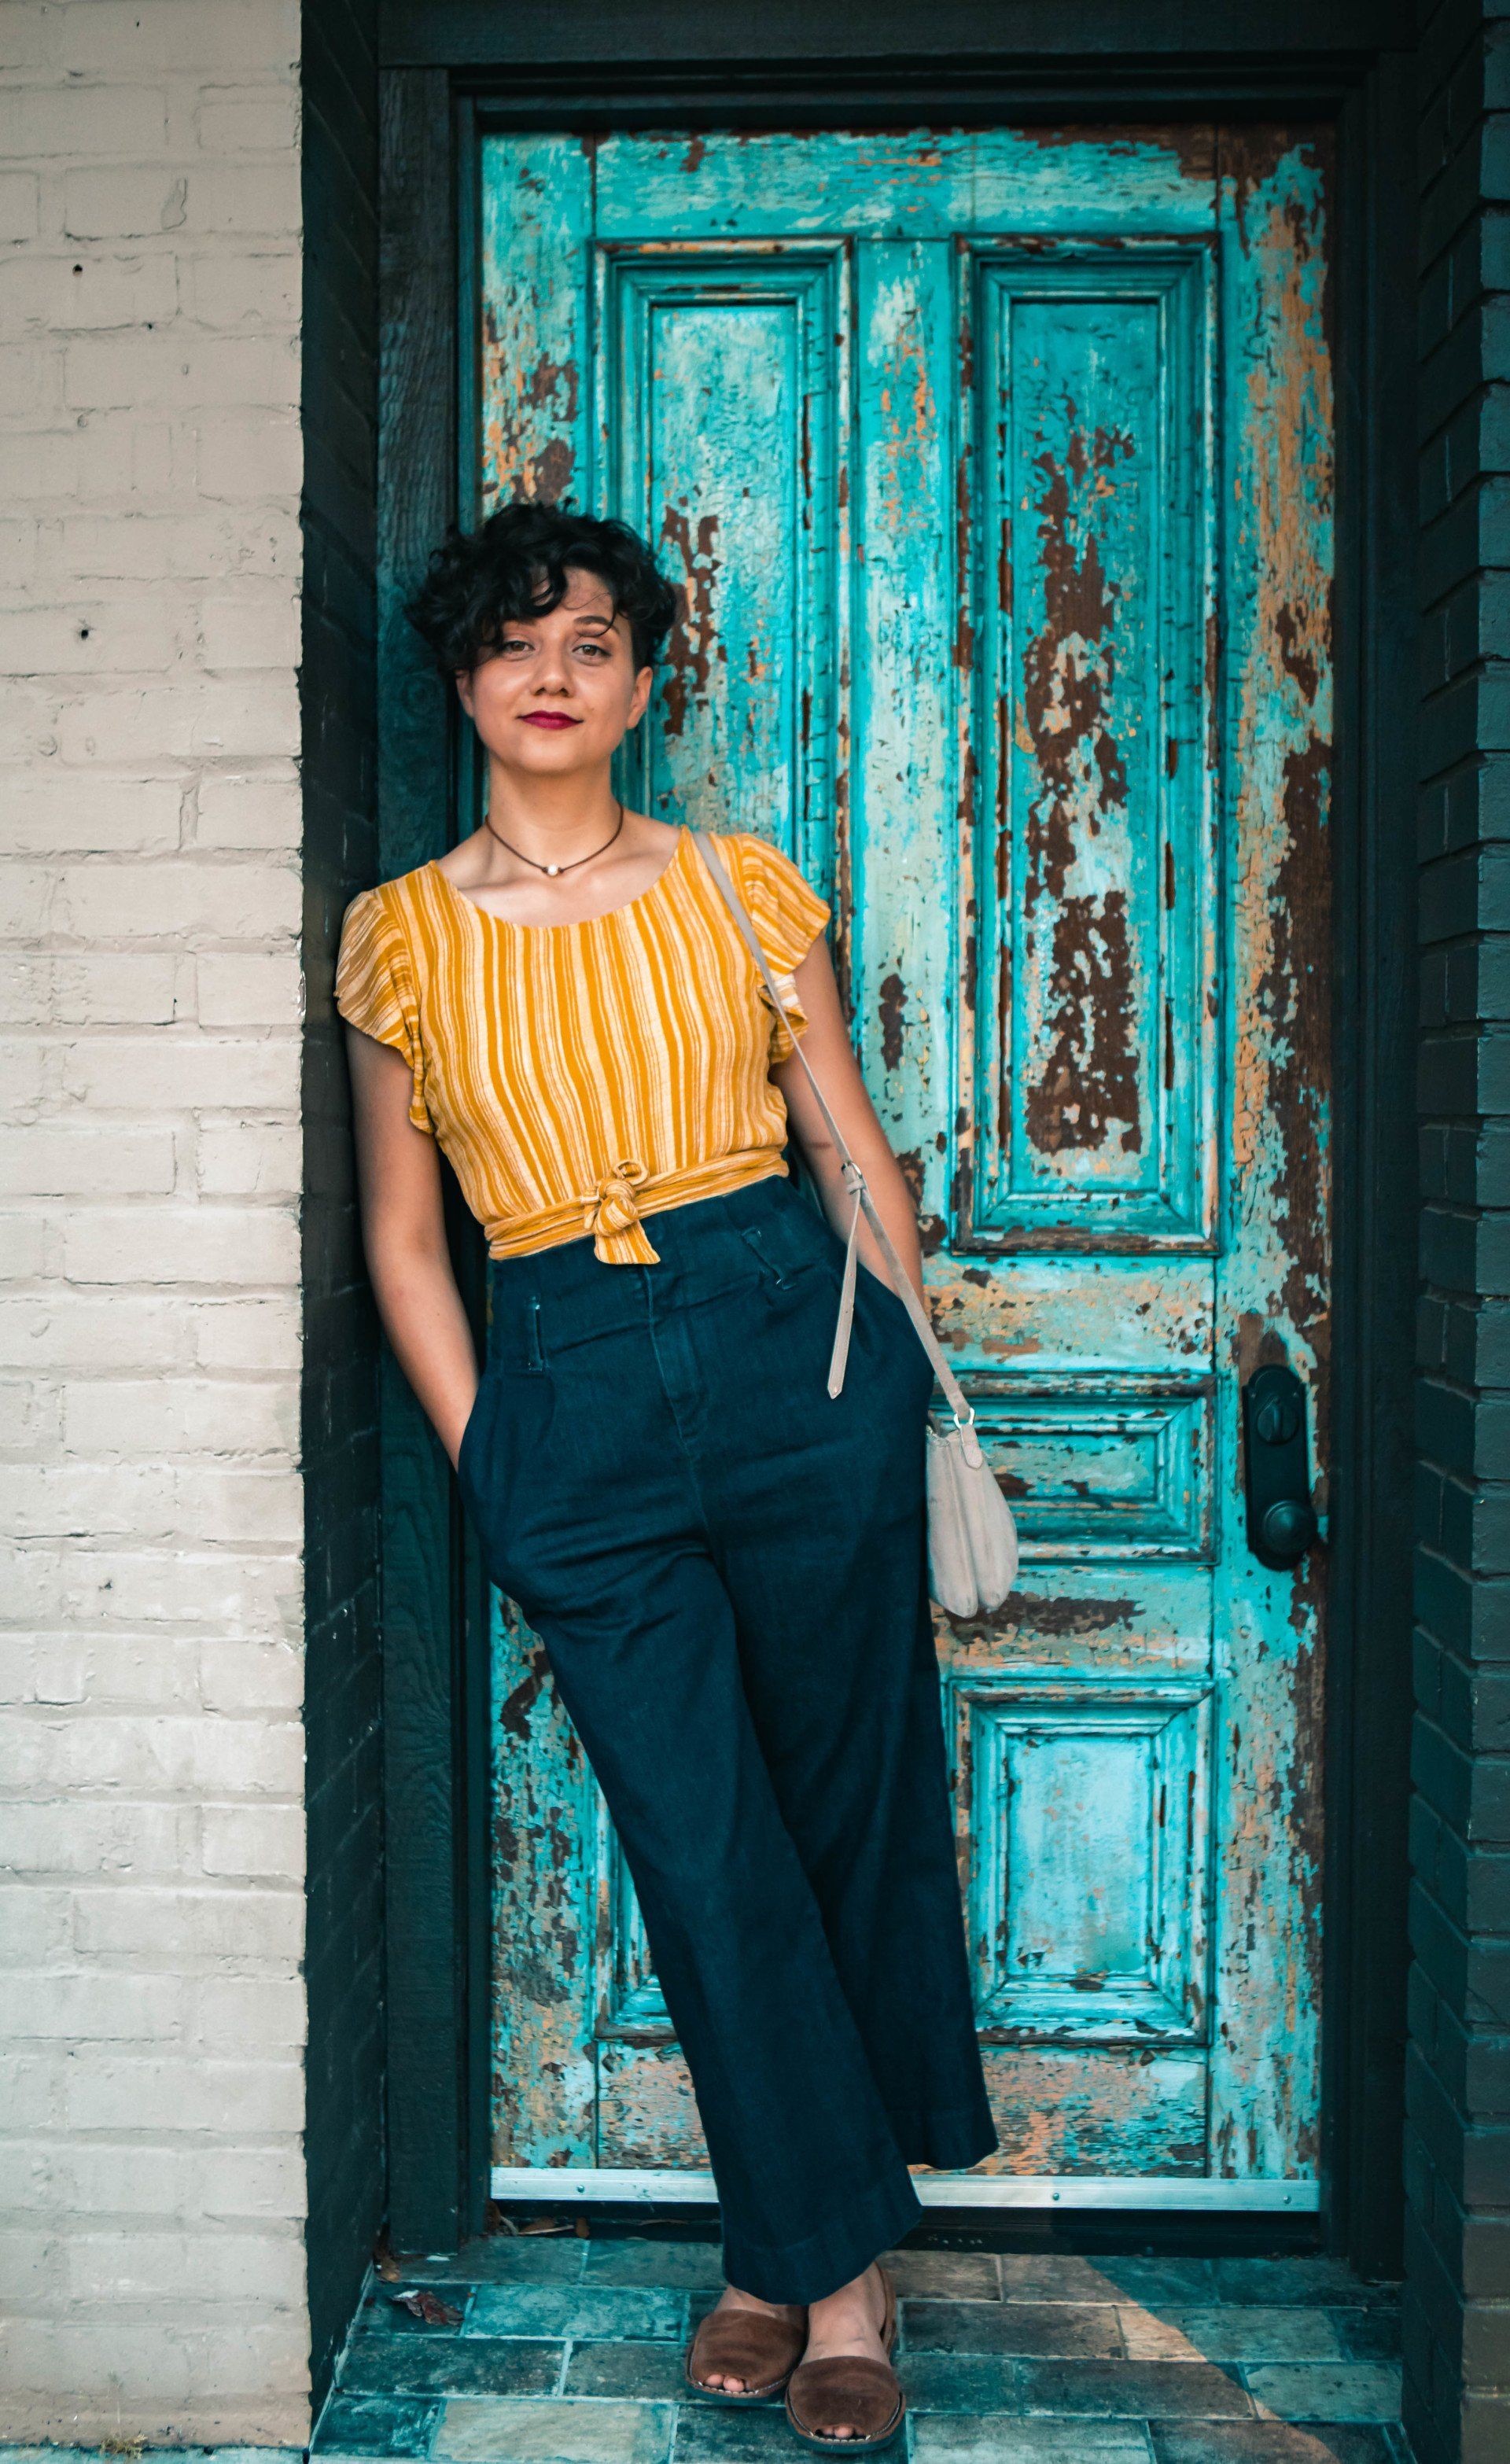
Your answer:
[375,2,1420,2277]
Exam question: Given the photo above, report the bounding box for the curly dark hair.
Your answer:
[405,501,679,677]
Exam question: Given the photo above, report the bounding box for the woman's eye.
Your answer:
[574,641,610,659]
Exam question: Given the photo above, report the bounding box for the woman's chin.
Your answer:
[488,731,612,774]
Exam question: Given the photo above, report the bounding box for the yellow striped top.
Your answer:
[333,825,832,1266]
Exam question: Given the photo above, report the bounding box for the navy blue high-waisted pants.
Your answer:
[459,1167,999,2304]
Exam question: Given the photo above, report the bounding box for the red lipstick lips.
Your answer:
[521,712,581,730]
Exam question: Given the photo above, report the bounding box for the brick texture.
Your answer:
[0,0,310,2443]
[1412,5,1510,2459]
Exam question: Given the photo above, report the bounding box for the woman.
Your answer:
[337,502,997,2451]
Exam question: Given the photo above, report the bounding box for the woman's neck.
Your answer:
[437,768,677,922]
[481,760,622,871]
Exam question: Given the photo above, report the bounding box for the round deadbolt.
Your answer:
[1255,1391,1301,1447]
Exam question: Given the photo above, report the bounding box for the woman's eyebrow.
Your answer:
[503,610,612,633]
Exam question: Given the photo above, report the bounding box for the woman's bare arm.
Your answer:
[345,1026,480,1468]
[771,934,927,1308]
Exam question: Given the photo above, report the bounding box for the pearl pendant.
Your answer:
[546,864,561,875]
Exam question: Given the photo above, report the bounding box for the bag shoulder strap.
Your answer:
[689,829,980,1449]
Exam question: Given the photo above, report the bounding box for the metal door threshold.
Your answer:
[492,2168,1320,2212]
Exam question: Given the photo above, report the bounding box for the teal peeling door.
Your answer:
[478,127,1331,2201]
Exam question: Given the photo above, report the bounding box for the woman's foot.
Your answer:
[793,2261,891,2439]
[693,2282,806,2393]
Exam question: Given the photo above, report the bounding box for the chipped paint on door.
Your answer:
[970,249,1217,1244]
[478,124,1332,2190]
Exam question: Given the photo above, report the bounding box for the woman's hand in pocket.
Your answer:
[346,1022,481,1467]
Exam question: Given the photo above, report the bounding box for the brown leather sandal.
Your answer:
[783,2263,904,2451]
[684,2296,808,2403]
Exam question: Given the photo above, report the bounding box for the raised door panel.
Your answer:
[982,1383,1214,1560]
[967,249,1217,1248]
[962,1679,1213,2042]
[596,247,846,856]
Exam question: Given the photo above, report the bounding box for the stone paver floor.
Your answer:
[311,2229,1409,2462]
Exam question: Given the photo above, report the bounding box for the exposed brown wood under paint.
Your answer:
[658,508,724,738]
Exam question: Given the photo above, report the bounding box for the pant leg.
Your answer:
[724,1506,998,2170]
[702,1212,1000,2173]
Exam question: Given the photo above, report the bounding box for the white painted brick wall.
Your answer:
[0,0,309,2442]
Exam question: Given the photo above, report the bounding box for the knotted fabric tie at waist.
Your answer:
[583,1158,662,1265]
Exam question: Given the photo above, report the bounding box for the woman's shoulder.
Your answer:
[697,828,831,973]
[705,829,829,910]
[344,860,440,921]
[339,862,451,962]
[337,864,456,1016]
[702,828,818,893]
[704,827,773,857]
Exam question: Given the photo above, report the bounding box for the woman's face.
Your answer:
[455,567,654,777]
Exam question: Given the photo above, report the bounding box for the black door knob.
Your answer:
[1261,1496,1317,1563]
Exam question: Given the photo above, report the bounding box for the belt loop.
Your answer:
[525,1290,546,1376]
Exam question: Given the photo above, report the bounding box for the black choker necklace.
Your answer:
[484,797,625,878]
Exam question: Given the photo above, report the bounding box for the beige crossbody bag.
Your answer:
[691,831,1018,1619]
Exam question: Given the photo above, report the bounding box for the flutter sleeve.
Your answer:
[723,832,833,1063]
[334,886,433,1135]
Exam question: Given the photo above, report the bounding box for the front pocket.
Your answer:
[456,1372,494,1497]
[458,1369,558,1587]
[856,1257,916,1329]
